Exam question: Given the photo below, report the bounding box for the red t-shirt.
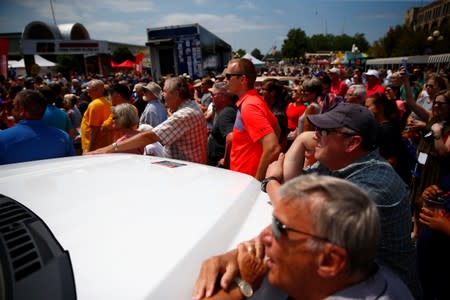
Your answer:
[230,89,278,177]
[286,102,306,130]
[330,80,348,97]
[366,83,385,97]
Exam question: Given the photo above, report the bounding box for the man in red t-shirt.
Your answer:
[364,69,385,97]
[328,67,348,97]
[226,58,281,180]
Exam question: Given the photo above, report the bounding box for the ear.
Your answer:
[316,244,348,278]
[344,135,362,152]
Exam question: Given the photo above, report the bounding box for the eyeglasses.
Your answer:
[316,127,357,137]
[425,84,434,89]
[433,101,448,107]
[225,73,243,80]
[272,216,329,242]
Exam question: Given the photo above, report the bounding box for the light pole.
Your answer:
[425,30,443,54]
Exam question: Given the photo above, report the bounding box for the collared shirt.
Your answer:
[308,150,419,295]
[154,100,207,164]
[230,89,278,176]
[0,119,75,165]
[139,99,168,128]
[42,104,73,132]
[328,265,413,300]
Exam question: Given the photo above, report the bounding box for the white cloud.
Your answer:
[193,0,209,4]
[238,1,256,10]
[155,13,282,34]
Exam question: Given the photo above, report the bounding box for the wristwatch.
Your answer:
[111,142,119,152]
[233,276,253,298]
[261,176,280,193]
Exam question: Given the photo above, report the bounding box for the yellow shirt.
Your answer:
[80,97,112,152]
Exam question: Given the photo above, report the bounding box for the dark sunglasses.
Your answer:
[272,216,329,242]
[425,84,434,89]
[225,73,243,80]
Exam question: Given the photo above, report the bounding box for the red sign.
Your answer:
[0,39,8,78]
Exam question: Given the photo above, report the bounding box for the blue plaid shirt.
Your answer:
[308,149,419,295]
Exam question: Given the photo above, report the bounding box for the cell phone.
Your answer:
[401,59,411,76]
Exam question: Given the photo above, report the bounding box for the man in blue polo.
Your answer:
[0,90,75,165]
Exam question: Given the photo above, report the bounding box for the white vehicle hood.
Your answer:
[0,154,271,299]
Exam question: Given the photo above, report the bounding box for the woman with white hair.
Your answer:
[111,103,144,154]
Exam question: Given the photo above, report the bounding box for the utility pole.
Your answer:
[50,0,57,26]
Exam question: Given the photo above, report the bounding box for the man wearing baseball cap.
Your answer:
[262,102,420,298]
[364,69,385,97]
[193,103,421,299]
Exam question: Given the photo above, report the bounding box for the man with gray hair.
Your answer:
[344,84,366,105]
[193,174,413,300]
[90,77,208,163]
[207,82,236,167]
[139,82,167,128]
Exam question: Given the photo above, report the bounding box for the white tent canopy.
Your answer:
[242,53,265,67]
[8,55,56,76]
[34,55,56,67]
[8,55,56,68]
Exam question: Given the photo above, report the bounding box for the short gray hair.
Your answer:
[112,103,139,129]
[351,84,367,102]
[278,174,380,276]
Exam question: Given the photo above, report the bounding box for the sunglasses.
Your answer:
[225,73,243,80]
[316,127,356,137]
[272,216,329,242]
[425,84,434,89]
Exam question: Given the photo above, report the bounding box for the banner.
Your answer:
[0,39,8,78]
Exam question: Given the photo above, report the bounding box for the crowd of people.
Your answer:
[0,59,449,299]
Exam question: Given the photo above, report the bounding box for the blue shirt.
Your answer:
[42,104,74,131]
[0,119,75,165]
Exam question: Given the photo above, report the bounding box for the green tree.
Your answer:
[55,55,83,78]
[281,28,308,60]
[234,49,246,58]
[309,34,332,52]
[251,48,263,60]
[111,46,135,63]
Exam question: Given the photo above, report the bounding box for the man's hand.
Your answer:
[192,249,239,300]
[266,153,285,182]
[237,238,267,290]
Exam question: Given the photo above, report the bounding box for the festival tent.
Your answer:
[111,60,134,68]
[8,55,56,76]
[242,53,265,67]
[34,55,56,67]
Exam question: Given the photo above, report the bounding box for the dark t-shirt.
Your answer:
[377,122,412,184]
[207,106,237,166]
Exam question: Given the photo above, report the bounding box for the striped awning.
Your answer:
[428,54,450,63]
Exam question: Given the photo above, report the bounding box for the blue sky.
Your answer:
[0,0,432,54]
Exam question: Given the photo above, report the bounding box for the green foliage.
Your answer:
[111,46,135,63]
[368,22,450,57]
[281,28,308,59]
[234,49,246,58]
[251,48,263,60]
[279,28,370,60]
[308,33,369,52]
[55,55,83,78]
